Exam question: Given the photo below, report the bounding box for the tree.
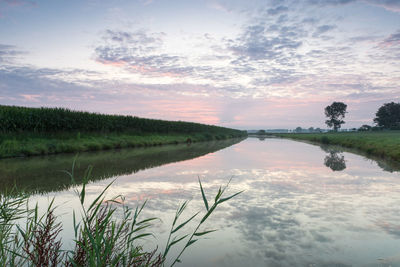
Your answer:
[374,102,400,129]
[324,102,347,131]
[358,124,371,131]
[295,127,302,133]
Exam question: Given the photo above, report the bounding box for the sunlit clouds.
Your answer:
[0,0,399,128]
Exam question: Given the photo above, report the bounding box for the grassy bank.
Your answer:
[0,105,247,158]
[0,132,243,158]
[273,131,400,162]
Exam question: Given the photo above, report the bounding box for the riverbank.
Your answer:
[0,132,245,158]
[272,131,400,162]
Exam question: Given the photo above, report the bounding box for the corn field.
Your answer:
[0,105,245,137]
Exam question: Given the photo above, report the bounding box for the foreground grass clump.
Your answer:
[275,131,400,162]
[0,165,241,266]
[0,105,247,158]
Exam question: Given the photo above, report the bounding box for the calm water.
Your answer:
[2,137,400,266]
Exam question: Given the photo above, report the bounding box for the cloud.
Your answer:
[308,0,400,12]
[0,44,25,63]
[91,6,398,110]
[364,0,400,12]
[207,0,233,13]
[380,30,400,47]
[308,0,356,6]
[312,25,337,38]
[348,35,382,43]
[267,6,289,16]
[373,30,400,61]
[101,29,164,50]
[0,66,96,102]
[228,22,303,62]
[95,29,196,77]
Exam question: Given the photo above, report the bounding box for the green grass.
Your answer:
[0,164,242,266]
[0,132,245,159]
[274,131,400,162]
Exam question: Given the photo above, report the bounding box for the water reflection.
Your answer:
[0,138,244,194]
[132,138,400,266]
[87,137,400,267]
[376,160,400,173]
[321,146,347,171]
[3,137,400,266]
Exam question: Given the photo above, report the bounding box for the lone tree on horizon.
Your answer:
[324,102,347,131]
[374,102,400,129]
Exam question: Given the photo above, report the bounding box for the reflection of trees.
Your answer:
[324,151,346,171]
[320,145,346,171]
[376,160,400,173]
[319,144,400,173]
[258,136,266,141]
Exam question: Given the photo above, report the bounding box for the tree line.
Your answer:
[324,101,400,131]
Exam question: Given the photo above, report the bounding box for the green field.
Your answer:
[273,131,400,162]
[0,105,247,158]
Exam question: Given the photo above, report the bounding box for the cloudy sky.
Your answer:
[0,0,399,129]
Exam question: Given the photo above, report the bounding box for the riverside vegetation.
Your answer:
[0,162,242,266]
[274,131,400,162]
[0,139,244,194]
[0,105,247,158]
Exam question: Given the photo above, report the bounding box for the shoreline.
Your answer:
[268,131,400,163]
[0,132,247,159]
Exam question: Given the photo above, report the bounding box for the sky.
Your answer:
[0,0,399,130]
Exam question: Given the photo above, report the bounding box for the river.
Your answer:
[1,137,400,266]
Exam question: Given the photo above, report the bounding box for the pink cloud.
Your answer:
[136,98,221,125]
[379,31,400,48]
[20,94,41,102]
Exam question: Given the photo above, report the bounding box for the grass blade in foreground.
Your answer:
[163,178,243,266]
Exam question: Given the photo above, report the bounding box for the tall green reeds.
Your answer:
[0,164,241,266]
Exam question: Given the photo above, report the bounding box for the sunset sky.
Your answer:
[0,0,399,129]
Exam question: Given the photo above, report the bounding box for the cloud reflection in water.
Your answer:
[29,138,400,266]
